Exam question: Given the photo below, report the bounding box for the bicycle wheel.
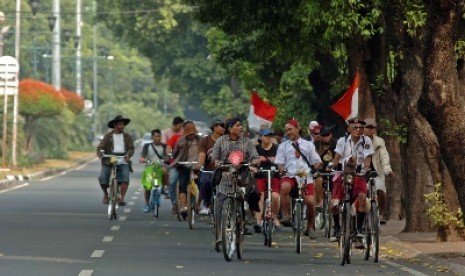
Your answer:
[151,189,160,218]
[323,191,332,238]
[363,212,371,261]
[213,195,221,252]
[221,198,235,262]
[339,201,352,265]
[108,178,118,220]
[187,186,196,229]
[264,219,273,247]
[371,202,380,263]
[176,183,182,221]
[236,203,244,259]
[294,201,302,254]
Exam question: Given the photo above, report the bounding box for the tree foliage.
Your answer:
[19,79,65,116]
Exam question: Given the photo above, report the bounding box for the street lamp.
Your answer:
[0,11,11,57]
[47,15,57,32]
[29,0,40,17]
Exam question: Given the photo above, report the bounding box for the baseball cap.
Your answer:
[347,118,366,125]
[309,121,320,130]
[320,127,332,136]
[259,128,273,136]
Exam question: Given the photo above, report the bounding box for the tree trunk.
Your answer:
[419,0,465,238]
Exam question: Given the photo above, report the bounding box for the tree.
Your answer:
[19,79,65,152]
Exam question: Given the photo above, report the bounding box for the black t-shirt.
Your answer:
[256,144,278,178]
[314,139,337,166]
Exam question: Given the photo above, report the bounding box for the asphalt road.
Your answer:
[0,157,457,276]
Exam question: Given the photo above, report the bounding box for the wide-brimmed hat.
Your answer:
[183,121,198,136]
[210,116,224,129]
[108,115,131,128]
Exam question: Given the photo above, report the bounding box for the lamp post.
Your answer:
[0,11,11,57]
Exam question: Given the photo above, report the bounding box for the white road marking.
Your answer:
[0,183,29,193]
[78,270,93,276]
[131,196,137,200]
[110,225,120,231]
[134,191,141,195]
[90,250,104,258]
[118,215,127,221]
[124,208,131,213]
[102,236,113,242]
[40,171,67,181]
[128,201,135,206]
[384,259,430,276]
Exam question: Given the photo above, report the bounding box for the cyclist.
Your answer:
[161,116,184,143]
[211,117,261,234]
[363,118,393,224]
[166,119,185,214]
[254,128,281,232]
[171,121,200,219]
[305,121,321,143]
[197,117,225,215]
[96,115,135,206]
[313,126,337,209]
[275,119,323,240]
[139,129,169,213]
[329,118,374,243]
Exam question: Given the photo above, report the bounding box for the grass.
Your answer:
[0,151,95,179]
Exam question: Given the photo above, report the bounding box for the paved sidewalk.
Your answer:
[381,219,465,275]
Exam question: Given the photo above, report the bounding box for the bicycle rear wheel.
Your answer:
[294,201,303,254]
[176,183,182,221]
[150,189,160,218]
[236,203,244,259]
[363,212,371,261]
[322,191,332,238]
[221,198,235,262]
[108,178,118,220]
[371,202,380,263]
[264,219,273,247]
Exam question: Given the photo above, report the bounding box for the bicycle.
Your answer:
[258,165,279,247]
[199,168,221,252]
[363,170,380,262]
[290,168,310,254]
[142,160,164,218]
[217,152,251,262]
[314,169,336,239]
[100,151,125,220]
[177,161,199,229]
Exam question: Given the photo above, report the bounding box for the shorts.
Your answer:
[331,174,367,201]
[280,177,314,196]
[98,164,130,185]
[256,177,280,193]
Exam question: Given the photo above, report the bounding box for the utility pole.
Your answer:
[12,0,21,167]
[92,1,98,140]
[52,0,61,91]
[76,0,82,96]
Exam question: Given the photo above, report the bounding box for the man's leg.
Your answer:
[169,167,179,213]
[304,184,316,239]
[314,176,323,208]
[98,165,111,204]
[279,178,292,226]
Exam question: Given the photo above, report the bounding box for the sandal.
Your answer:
[102,195,109,205]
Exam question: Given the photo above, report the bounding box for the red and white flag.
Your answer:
[247,90,277,130]
[330,72,359,122]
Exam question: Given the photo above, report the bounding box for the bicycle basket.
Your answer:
[236,166,256,187]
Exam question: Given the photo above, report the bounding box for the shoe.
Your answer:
[329,228,340,242]
[253,223,262,233]
[355,230,365,239]
[303,228,317,240]
[354,241,364,250]
[315,206,323,213]
[164,194,170,199]
[273,222,282,231]
[380,215,387,225]
[143,205,150,213]
[280,218,292,227]
[180,208,188,220]
[199,207,210,215]
[244,227,253,235]
[171,205,178,214]
[102,195,109,205]
[118,201,126,206]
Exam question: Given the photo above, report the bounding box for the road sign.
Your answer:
[0,56,19,96]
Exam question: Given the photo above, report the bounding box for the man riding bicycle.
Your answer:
[275,119,323,240]
[96,115,135,206]
[329,118,374,243]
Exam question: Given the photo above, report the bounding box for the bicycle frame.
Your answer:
[144,160,164,218]
[258,165,279,247]
[289,169,309,254]
[177,161,199,229]
[100,151,125,220]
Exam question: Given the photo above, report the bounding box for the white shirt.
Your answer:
[275,137,321,182]
[334,135,374,173]
[113,133,127,165]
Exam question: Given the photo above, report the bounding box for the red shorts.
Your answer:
[332,174,367,201]
[256,178,280,193]
[280,177,314,196]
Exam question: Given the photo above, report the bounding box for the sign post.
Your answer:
[0,56,19,166]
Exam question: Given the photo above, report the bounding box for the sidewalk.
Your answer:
[381,219,465,275]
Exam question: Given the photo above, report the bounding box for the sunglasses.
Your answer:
[352,126,364,130]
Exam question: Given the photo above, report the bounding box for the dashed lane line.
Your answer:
[384,259,430,276]
[102,236,113,242]
[90,250,104,258]
[110,225,120,231]
[78,270,93,276]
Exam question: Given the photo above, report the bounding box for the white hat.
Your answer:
[309,121,320,130]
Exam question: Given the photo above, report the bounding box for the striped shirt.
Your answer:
[211,135,259,195]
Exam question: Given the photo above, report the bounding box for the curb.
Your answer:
[383,236,465,275]
[0,157,96,191]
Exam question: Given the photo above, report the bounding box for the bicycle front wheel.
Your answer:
[213,194,221,252]
[294,201,303,254]
[323,191,332,238]
[236,203,244,259]
[222,198,235,262]
[108,178,118,220]
[151,189,160,218]
[371,202,380,263]
[187,186,196,229]
[339,201,352,265]
[264,219,273,247]
[176,183,182,221]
